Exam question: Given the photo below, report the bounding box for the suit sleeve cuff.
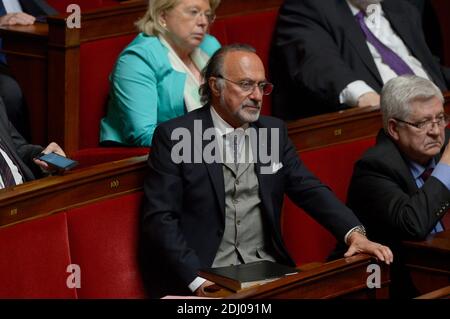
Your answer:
[188,276,207,293]
[431,163,450,190]
[339,80,376,106]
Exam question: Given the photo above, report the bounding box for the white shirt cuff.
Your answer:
[344,226,360,245]
[339,80,376,106]
[188,276,207,293]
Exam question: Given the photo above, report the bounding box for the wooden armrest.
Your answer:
[415,286,450,299]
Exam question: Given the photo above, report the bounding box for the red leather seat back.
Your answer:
[79,34,136,149]
[210,9,279,115]
[0,213,77,298]
[282,137,376,265]
[66,192,147,298]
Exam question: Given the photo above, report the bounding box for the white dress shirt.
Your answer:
[2,0,23,13]
[0,148,23,189]
[340,1,430,106]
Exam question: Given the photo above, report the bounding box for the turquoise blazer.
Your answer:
[100,33,220,146]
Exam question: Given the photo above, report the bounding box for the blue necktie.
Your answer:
[355,11,414,76]
[0,1,7,65]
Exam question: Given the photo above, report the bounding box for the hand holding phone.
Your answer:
[36,152,78,170]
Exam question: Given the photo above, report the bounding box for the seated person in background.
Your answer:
[346,75,450,297]
[140,44,393,298]
[0,0,57,140]
[270,0,450,120]
[0,97,65,189]
[100,0,221,147]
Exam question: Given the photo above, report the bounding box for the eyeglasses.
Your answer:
[181,7,216,24]
[394,114,450,131]
[217,75,274,95]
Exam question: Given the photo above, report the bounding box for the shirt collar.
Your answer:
[346,0,382,16]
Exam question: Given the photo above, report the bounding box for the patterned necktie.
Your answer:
[0,141,16,187]
[355,11,415,76]
[420,167,433,182]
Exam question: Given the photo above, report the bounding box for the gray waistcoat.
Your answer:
[212,159,277,267]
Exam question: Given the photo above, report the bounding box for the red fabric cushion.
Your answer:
[66,192,147,298]
[210,10,279,115]
[71,147,149,168]
[0,213,77,298]
[282,137,376,265]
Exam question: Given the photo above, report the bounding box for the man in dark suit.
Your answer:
[347,75,450,297]
[141,44,393,298]
[0,96,65,188]
[0,0,57,140]
[270,0,450,120]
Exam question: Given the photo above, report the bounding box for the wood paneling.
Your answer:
[223,254,389,299]
[0,155,147,227]
[402,229,450,295]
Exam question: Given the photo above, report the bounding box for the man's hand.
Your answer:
[344,231,393,265]
[357,92,380,108]
[0,13,36,26]
[194,280,218,297]
[33,142,66,171]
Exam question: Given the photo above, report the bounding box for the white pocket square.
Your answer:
[271,162,283,173]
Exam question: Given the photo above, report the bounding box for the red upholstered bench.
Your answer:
[0,212,76,298]
[72,34,150,166]
[0,192,147,298]
[66,192,147,298]
[282,137,376,265]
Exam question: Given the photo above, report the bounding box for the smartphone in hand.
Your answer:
[36,152,78,170]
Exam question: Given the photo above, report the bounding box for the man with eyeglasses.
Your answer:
[140,44,393,298]
[346,75,450,297]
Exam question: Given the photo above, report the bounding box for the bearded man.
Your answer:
[140,44,393,298]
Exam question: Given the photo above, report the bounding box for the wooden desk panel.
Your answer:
[0,155,147,227]
[402,229,450,295]
[224,254,389,299]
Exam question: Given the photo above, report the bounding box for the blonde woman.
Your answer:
[100,0,221,146]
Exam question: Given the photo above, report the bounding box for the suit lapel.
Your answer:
[199,107,226,217]
[337,0,382,85]
[382,1,438,84]
[377,131,421,192]
[252,122,276,226]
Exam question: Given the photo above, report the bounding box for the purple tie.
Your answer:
[355,11,415,76]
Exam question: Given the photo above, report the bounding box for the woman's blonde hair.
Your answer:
[136,0,221,36]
